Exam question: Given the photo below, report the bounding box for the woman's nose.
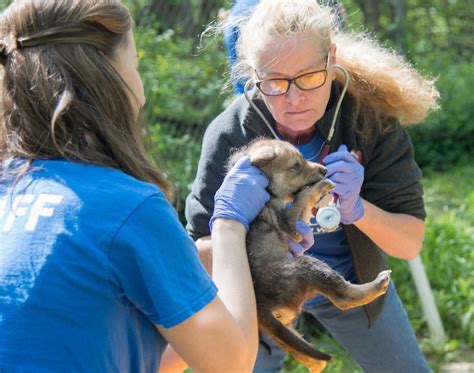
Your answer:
[285,82,304,104]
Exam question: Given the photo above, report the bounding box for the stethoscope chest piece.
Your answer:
[316,204,341,232]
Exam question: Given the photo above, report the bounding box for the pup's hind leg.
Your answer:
[328,269,392,310]
[292,351,328,373]
[285,257,391,311]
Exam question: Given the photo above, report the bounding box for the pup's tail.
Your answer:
[259,311,332,371]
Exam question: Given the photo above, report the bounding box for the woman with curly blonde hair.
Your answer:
[186,0,439,371]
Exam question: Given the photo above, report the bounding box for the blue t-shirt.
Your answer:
[0,159,217,372]
[296,133,357,307]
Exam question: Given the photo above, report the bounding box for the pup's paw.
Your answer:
[308,359,328,373]
[375,269,392,294]
[319,179,335,194]
[306,179,335,206]
[290,232,303,243]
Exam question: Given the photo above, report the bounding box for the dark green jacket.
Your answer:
[185,84,425,326]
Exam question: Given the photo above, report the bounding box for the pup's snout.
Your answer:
[308,160,327,178]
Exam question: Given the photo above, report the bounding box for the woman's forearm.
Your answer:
[354,199,425,260]
[211,218,258,369]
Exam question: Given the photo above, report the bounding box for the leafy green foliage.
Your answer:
[338,0,474,171]
[126,0,229,37]
[132,17,232,210]
[392,163,474,348]
[400,1,474,170]
[135,25,230,125]
[0,0,10,11]
[408,62,474,171]
[148,123,203,218]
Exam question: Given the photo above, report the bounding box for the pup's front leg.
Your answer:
[285,179,335,241]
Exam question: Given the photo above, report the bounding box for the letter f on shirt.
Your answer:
[1,194,63,232]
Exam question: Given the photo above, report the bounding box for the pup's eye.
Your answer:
[291,162,302,172]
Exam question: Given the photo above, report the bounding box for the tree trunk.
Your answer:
[357,0,382,33]
[390,0,406,55]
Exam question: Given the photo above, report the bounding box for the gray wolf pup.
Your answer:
[228,138,391,372]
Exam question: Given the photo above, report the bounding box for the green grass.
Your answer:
[283,162,474,372]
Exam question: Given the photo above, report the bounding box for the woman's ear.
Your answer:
[329,43,338,80]
[330,43,337,65]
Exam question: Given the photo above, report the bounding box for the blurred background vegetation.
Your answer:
[1,0,472,371]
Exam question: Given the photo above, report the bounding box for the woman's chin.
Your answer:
[281,114,322,132]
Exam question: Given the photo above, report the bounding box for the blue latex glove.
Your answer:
[323,144,365,224]
[287,220,315,258]
[210,156,270,232]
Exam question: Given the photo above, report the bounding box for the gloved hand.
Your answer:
[287,220,314,258]
[323,144,365,224]
[210,156,270,232]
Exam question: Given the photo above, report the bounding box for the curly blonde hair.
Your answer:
[227,0,439,138]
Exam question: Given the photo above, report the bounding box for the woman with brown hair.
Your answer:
[0,1,269,371]
[186,0,439,371]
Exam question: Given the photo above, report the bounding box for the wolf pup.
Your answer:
[228,138,391,372]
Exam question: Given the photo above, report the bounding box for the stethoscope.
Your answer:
[243,62,350,232]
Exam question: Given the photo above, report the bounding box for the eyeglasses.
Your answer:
[255,54,330,96]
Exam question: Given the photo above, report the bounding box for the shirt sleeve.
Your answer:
[108,193,217,328]
[363,123,426,220]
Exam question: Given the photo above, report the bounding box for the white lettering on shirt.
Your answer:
[25,194,64,231]
[3,194,35,232]
[1,194,63,232]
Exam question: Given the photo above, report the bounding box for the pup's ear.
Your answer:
[250,145,276,169]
